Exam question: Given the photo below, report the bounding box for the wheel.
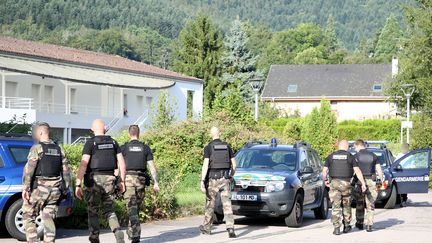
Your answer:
[285,193,304,227]
[314,190,329,219]
[5,199,43,241]
[383,185,397,209]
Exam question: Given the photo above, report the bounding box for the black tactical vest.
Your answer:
[89,136,117,172]
[35,143,62,177]
[329,151,354,179]
[356,150,376,176]
[124,141,147,171]
[209,141,231,170]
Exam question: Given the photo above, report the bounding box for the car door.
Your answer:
[391,148,431,194]
[299,150,314,204]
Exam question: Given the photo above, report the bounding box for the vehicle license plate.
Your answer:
[233,194,257,201]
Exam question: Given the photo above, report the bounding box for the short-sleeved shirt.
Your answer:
[324,150,358,168]
[203,139,235,160]
[120,140,154,162]
[82,135,121,156]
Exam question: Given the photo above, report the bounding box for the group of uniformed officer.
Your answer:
[22,120,159,243]
[323,139,384,235]
[22,119,387,242]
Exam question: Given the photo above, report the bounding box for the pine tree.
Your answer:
[317,100,338,159]
[374,15,402,63]
[173,14,223,109]
[221,19,260,101]
[324,15,339,53]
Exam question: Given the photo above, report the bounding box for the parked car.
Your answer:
[349,141,431,209]
[216,140,329,227]
[0,133,74,241]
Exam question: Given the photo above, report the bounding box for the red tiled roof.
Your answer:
[0,36,201,83]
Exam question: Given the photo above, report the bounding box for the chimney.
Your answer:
[392,57,398,77]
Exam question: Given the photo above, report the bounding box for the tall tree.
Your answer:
[173,14,223,109]
[221,19,260,101]
[374,15,402,63]
[387,0,432,115]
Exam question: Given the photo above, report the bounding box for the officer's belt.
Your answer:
[91,170,115,175]
[35,176,61,181]
[330,177,351,182]
[363,175,376,180]
[208,169,230,180]
[126,170,146,176]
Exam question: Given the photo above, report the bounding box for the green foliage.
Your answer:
[0,114,31,134]
[301,100,338,159]
[150,91,176,129]
[387,0,432,115]
[374,15,402,63]
[221,19,260,102]
[173,14,223,110]
[258,102,281,121]
[338,119,401,142]
[282,118,304,144]
[411,114,432,149]
[212,86,254,126]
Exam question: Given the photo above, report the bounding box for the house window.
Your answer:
[287,84,298,93]
[373,84,383,92]
[31,84,41,109]
[136,95,144,113]
[187,90,194,119]
[146,96,153,108]
[70,88,77,113]
[6,81,18,97]
[43,85,54,112]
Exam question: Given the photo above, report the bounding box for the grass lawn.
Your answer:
[174,172,205,215]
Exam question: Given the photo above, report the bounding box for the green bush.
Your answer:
[338,119,400,142]
[62,111,275,228]
[282,118,303,144]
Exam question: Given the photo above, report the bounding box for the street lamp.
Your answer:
[249,77,265,121]
[401,83,415,144]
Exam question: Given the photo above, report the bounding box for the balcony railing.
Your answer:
[37,102,103,116]
[0,96,33,109]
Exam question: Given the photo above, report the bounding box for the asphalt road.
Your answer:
[1,193,431,243]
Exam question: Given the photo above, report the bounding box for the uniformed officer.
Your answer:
[353,139,384,232]
[199,127,237,238]
[322,140,366,235]
[75,119,126,243]
[121,125,160,243]
[22,122,71,243]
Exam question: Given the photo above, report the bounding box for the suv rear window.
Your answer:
[9,146,31,164]
[236,149,297,171]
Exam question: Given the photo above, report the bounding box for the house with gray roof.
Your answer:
[261,61,398,120]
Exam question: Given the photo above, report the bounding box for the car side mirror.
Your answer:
[302,166,314,174]
[394,164,403,171]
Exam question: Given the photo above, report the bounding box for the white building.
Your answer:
[261,62,398,121]
[0,37,203,143]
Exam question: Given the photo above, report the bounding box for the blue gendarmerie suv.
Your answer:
[0,133,74,241]
[217,140,329,227]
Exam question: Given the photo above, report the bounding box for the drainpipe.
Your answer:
[1,71,5,108]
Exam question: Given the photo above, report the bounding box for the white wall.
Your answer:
[272,100,396,121]
[168,81,203,120]
[1,72,204,142]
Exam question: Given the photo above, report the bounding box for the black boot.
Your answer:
[131,237,140,243]
[343,225,352,233]
[333,227,341,235]
[228,228,237,238]
[356,222,364,230]
[366,225,373,232]
[199,225,211,235]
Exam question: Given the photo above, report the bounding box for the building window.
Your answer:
[146,96,153,108]
[6,81,18,97]
[31,84,41,109]
[187,90,194,119]
[287,84,298,93]
[373,84,383,92]
[70,88,77,113]
[43,85,54,112]
[136,95,144,113]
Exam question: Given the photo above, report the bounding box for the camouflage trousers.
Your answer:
[202,178,234,230]
[329,179,352,228]
[84,175,122,242]
[354,179,378,226]
[23,178,61,243]
[124,174,146,241]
